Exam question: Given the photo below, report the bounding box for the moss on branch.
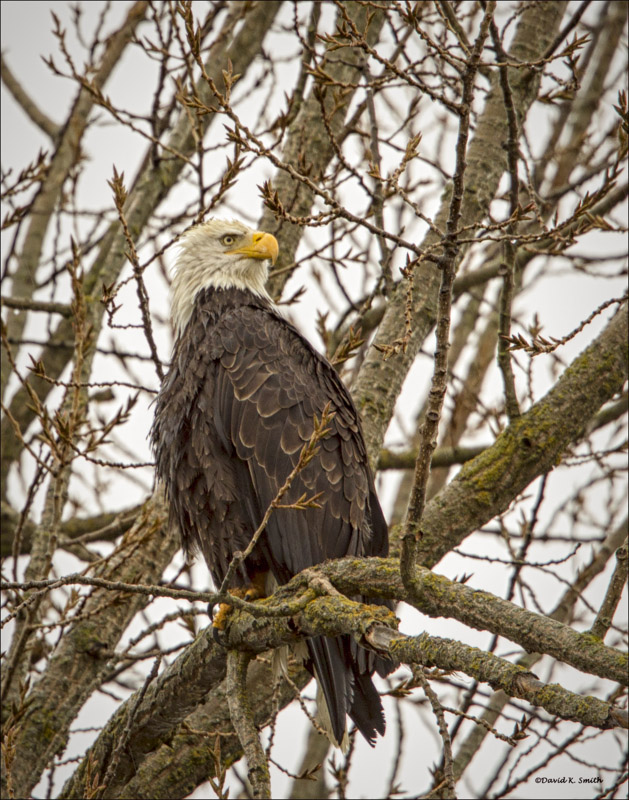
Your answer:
[60,555,626,797]
[415,303,628,567]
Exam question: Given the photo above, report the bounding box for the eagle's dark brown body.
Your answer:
[152,286,391,746]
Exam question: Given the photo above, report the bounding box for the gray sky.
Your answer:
[1,2,627,798]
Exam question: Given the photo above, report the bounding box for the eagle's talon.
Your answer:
[212,625,226,645]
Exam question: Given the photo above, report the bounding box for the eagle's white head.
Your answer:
[170,218,279,338]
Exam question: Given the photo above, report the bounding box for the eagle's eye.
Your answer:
[221,234,237,246]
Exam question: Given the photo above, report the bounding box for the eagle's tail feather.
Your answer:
[347,670,386,745]
[307,636,351,748]
[306,635,386,750]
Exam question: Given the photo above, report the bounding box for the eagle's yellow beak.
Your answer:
[226,232,279,265]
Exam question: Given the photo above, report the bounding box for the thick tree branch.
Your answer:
[377,387,627,472]
[380,630,627,730]
[352,1,567,469]
[1,500,142,557]
[64,658,312,800]
[60,569,627,798]
[415,302,628,567]
[0,53,61,140]
[17,555,625,687]
[0,295,72,317]
[226,651,271,799]
[261,2,386,298]
[588,537,628,641]
[305,559,627,687]
[378,444,487,470]
[1,493,173,800]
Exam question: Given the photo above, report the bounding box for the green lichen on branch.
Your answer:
[387,632,624,730]
[415,303,628,567]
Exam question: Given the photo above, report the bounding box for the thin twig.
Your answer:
[416,669,456,799]
[491,15,521,420]
[97,655,162,796]
[588,538,628,641]
[401,2,496,586]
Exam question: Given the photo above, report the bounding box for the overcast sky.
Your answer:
[1,2,627,798]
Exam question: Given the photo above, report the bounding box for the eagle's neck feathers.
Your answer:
[170,222,272,338]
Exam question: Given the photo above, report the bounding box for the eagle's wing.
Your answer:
[210,301,390,745]
[212,302,387,580]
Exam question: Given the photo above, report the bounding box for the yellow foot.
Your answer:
[244,585,264,602]
[212,575,268,631]
[213,602,233,631]
[212,587,246,631]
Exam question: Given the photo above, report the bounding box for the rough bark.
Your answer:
[416,302,628,567]
[352,1,568,468]
[2,495,173,800]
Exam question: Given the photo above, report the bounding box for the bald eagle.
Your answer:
[151,218,392,748]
